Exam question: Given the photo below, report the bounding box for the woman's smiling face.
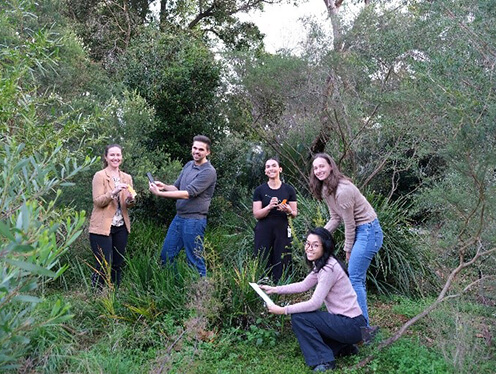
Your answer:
[305,234,324,261]
[312,157,332,181]
[105,146,122,168]
[265,159,281,179]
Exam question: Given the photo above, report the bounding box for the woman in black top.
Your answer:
[253,157,297,282]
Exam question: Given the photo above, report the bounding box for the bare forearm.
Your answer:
[150,181,188,199]
[156,190,189,199]
[154,181,178,192]
[286,202,297,218]
[253,198,278,220]
[253,205,272,219]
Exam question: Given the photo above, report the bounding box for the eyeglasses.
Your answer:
[304,242,321,251]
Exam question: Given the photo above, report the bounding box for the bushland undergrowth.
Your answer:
[12,209,495,374]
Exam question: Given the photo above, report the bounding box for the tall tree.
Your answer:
[63,0,278,65]
[157,0,278,50]
[116,26,227,163]
[228,2,459,197]
[64,0,150,65]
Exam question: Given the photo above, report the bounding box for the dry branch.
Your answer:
[355,243,496,369]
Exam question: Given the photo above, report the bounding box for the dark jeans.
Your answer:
[254,217,292,283]
[90,225,128,288]
[291,311,366,368]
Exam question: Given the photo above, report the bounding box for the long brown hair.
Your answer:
[309,153,349,200]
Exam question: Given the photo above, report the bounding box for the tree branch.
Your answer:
[356,243,496,368]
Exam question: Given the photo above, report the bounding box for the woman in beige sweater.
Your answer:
[89,144,135,288]
[309,153,383,341]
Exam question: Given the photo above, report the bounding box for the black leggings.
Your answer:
[254,218,292,283]
[90,225,128,288]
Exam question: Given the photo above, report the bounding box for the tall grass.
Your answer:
[18,213,494,373]
[54,191,436,327]
[203,226,274,328]
[124,253,194,320]
[292,194,438,297]
[367,194,439,296]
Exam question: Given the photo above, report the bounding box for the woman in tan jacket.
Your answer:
[89,144,135,288]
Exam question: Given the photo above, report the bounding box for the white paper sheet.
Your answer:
[249,282,275,306]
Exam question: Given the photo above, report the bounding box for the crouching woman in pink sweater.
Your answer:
[260,227,365,372]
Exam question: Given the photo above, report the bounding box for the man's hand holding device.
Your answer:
[147,172,167,196]
[147,172,160,195]
[146,172,155,184]
[148,173,178,197]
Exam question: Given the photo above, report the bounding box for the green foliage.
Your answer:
[167,333,308,374]
[123,252,194,320]
[0,0,102,157]
[0,1,99,368]
[209,135,265,212]
[24,295,77,372]
[63,0,148,63]
[79,220,200,323]
[285,193,436,297]
[64,0,267,64]
[368,194,438,297]
[237,320,279,347]
[373,337,453,374]
[227,51,322,149]
[374,294,495,374]
[217,20,265,53]
[2,0,496,372]
[117,26,226,163]
[404,0,496,310]
[203,226,271,328]
[426,298,496,373]
[389,296,432,320]
[24,219,493,374]
[59,89,185,224]
[0,141,94,369]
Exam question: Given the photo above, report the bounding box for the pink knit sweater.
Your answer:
[323,180,377,253]
[275,257,363,317]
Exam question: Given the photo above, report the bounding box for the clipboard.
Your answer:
[249,282,275,306]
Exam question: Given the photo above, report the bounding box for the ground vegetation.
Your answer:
[1,0,495,372]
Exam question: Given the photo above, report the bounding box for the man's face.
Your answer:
[191,141,210,164]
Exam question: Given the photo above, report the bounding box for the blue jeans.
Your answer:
[348,218,383,326]
[160,215,207,276]
[291,311,366,367]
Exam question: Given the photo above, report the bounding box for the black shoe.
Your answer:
[313,361,336,372]
[336,344,359,358]
[361,325,380,344]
